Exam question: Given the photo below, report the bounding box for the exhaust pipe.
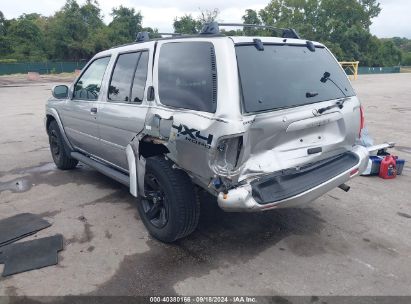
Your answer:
[338,183,350,192]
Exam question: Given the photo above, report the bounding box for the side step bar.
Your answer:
[71,152,130,187]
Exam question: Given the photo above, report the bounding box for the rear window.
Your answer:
[158,42,217,113]
[236,44,355,113]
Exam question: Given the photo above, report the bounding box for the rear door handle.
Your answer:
[90,107,97,114]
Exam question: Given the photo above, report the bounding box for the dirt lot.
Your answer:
[0,73,410,298]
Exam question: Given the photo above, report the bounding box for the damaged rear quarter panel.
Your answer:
[143,106,249,184]
[146,37,249,184]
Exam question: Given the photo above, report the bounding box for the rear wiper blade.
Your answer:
[317,97,350,114]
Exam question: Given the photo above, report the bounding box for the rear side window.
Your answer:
[108,51,149,103]
[131,51,149,102]
[158,42,217,113]
[73,56,110,100]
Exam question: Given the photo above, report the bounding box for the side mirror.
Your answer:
[52,85,69,99]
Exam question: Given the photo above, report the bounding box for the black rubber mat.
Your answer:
[0,234,63,276]
[0,213,51,247]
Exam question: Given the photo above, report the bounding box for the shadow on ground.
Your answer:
[88,189,325,296]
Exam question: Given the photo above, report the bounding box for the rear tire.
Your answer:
[137,156,200,243]
[48,120,78,170]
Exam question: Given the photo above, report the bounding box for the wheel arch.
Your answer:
[127,134,171,198]
[45,109,74,151]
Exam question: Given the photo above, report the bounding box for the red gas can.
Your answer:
[379,155,397,179]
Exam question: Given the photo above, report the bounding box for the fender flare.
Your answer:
[45,108,74,151]
[126,136,146,198]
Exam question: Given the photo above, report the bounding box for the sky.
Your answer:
[0,0,410,38]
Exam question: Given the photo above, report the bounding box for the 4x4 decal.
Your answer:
[172,124,214,149]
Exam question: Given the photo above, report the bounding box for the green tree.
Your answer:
[242,9,267,36]
[7,14,46,60]
[47,0,91,59]
[108,6,142,45]
[0,11,5,34]
[258,0,401,66]
[402,52,411,65]
[173,9,219,34]
[173,14,200,34]
[0,11,12,57]
[378,40,402,66]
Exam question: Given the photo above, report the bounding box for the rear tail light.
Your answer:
[350,168,359,176]
[211,136,243,176]
[359,105,365,138]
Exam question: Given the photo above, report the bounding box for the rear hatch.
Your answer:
[234,38,362,180]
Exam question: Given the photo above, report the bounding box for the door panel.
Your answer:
[60,56,111,156]
[97,103,148,169]
[60,100,99,153]
[96,50,151,170]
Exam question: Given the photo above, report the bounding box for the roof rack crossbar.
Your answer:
[157,32,182,36]
[200,22,301,39]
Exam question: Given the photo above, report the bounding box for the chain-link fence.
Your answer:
[357,66,401,74]
[0,61,86,75]
[0,61,403,76]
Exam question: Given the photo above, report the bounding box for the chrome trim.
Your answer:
[65,127,100,141]
[75,147,128,174]
[100,138,126,150]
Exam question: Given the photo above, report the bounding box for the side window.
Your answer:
[108,51,149,103]
[73,56,110,100]
[158,42,217,113]
[108,52,139,102]
[131,51,149,103]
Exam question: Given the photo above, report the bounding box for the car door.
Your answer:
[95,49,151,170]
[59,56,111,156]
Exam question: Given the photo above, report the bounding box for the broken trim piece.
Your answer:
[126,144,138,197]
[128,135,148,198]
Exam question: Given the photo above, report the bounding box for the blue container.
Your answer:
[369,156,382,175]
[396,159,405,175]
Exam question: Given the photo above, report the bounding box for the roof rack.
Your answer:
[132,22,300,44]
[135,31,150,42]
[200,22,301,39]
[135,32,183,42]
[157,32,182,36]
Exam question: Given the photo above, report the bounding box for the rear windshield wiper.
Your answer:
[318,97,350,114]
[317,72,349,114]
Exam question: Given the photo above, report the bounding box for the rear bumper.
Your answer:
[217,145,369,212]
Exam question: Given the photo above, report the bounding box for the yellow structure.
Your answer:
[339,61,359,80]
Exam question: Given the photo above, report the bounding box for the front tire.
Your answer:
[137,156,200,243]
[48,120,78,170]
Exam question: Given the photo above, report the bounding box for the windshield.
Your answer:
[235,44,355,113]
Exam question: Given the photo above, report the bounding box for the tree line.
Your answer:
[0,0,409,66]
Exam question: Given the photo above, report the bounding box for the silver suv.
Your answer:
[45,23,369,242]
